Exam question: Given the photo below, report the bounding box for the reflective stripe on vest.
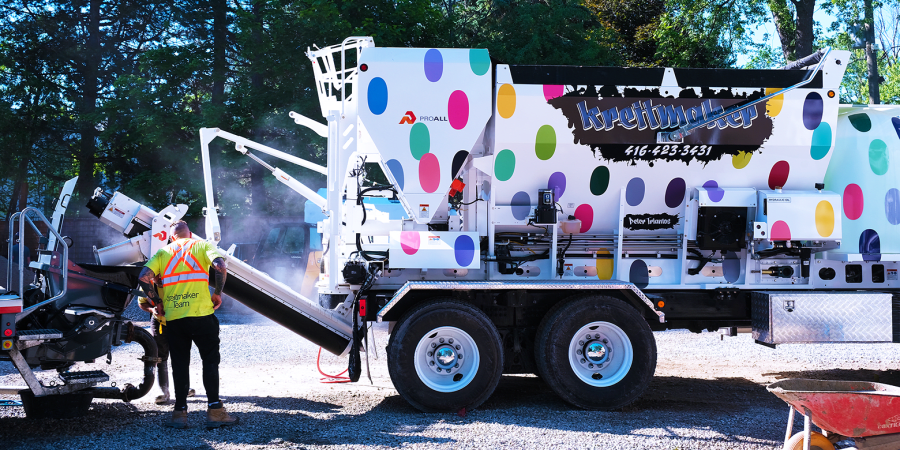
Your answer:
[160,240,208,287]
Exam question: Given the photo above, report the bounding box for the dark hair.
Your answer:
[171,220,191,238]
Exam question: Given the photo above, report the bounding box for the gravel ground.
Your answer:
[2,305,900,450]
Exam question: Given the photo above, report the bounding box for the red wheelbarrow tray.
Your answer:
[767,379,900,438]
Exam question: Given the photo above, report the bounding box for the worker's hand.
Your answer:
[211,293,222,310]
[155,302,165,316]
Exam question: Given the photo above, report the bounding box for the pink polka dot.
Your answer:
[574,204,593,233]
[400,231,420,255]
[419,153,440,193]
[448,90,469,130]
[843,183,864,220]
[543,85,564,101]
[770,221,791,240]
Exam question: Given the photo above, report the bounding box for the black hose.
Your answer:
[92,323,158,401]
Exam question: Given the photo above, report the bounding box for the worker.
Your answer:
[137,291,196,405]
[137,220,238,429]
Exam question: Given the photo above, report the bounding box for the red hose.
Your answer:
[316,347,351,383]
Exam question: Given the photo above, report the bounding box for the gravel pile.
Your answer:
[2,311,899,449]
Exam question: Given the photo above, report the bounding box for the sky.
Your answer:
[736,7,839,67]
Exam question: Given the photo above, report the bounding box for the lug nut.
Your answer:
[580,358,586,364]
[455,345,461,350]
[594,334,600,339]
[578,340,584,346]
[588,363,594,369]
[431,343,437,348]
[576,349,582,355]
[455,363,459,368]
[437,368,442,373]
[439,338,445,343]
[602,339,608,344]
[449,338,454,344]
[585,334,591,340]
[429,361,435,366]
[428,351,433,357]
[458,354,463,359]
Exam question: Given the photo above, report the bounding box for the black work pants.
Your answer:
[165,314,220,410]
[151,317,170,361]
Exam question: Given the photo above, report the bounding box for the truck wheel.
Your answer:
[535,295,656,410]
[387,299,503,412]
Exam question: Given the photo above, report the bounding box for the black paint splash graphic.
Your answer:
[624,213,681,231]
[547,86,774,166]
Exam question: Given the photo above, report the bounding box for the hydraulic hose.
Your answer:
[90,322,158,402]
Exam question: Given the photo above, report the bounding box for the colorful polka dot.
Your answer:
[590,166,610,196]
[469,49,490,76]
[723,252,740,283]
[535,125,556,160]
[385,159,404,190]
[625,178,645,206]
[451,151,469,179]
[410,122,430,160]
[543,85,564,101]
[843,183,864,220]
[574,204,593,232]
[765,88,783,117]
[448,90,469,130]
[815,200,835,237]
[886,188,900,225]
[848,113,872,132]
[893,117,900,140]
[494,149,516,182]
[367,77,388,115]
[629,260,649,289]
[419,153,440,193]
[810,122,832,160]
[548,172,566,200]
[424,49,443,82]
[595,249,613,280]
[859,229,881,260]
[869,139,889,175]
[732,151,752,169]
[665,178,686,208]
[511,191,531,220]
[401,231,420,255]
[498,84,516,118]
[454,235,475,267]
[770,220,791,240]
[768,161,790,189]
[703,180,724,202]
[802,92,823,131]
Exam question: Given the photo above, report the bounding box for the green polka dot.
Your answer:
[469,49,490,76]
[494,149,515,181]
[870,139,889,175]
[410,122,430,160]
[810,122,832,160]
[849,113,872,132]
[590,166,610,195]
[535,125,556,160]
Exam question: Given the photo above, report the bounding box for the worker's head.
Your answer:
[170,220,191,239]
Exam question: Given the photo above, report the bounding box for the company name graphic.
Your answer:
[399,111,448,124]
[624,213,680,230]
[576,99,759,133]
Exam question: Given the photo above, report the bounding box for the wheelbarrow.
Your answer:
[768,379,900,450]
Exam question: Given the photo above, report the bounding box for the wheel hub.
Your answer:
[414,326,479,393]
[567,322,634,388]
[576,334,612,370]
[434,345,458,369]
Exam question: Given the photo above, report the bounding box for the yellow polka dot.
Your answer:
[498,84,516,119]
[766,88,783,117]
[732,151,752,169]
[815,200,835,237]
[596,249,614,280]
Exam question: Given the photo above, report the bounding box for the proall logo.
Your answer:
[399,111,448,124]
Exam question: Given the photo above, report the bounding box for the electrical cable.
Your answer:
[316,347,351,383]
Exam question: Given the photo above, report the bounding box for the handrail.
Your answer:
[15,207,68,322]
[658,47,832,143]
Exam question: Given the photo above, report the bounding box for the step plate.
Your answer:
[17,329,63,341]
[59,370,109,385]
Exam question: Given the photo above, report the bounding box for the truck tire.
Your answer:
[387,298,503,413]
[535,295,656,410]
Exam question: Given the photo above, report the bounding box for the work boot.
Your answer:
[206,404,238,429]
[164,410,189,428]
[155,392,171,405]
[156,362,171,404]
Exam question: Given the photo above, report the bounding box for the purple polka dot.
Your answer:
[511,191,531,220]
[625,178,645,207]
[454,235,475,267]
[860,229,881,261]
[665,178,686,208]
[803,92,823,131]
[629,259,648,289]
[892,117,900,140]
[385,159,404,191]
[424,49,443,82]
[703,180,724,202]
[886,188,900,225]
[548,172,566,200]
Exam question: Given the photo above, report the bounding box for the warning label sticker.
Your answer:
[888,269,898,281]
[419,204,429,219]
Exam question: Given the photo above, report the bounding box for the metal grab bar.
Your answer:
[13,207,68,322]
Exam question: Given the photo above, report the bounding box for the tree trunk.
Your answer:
[865,0,881,104]
[6,158,28,220]
[768,0,796,61]
[211,0,227,110]
[249,0,268,214]
[75,0,102,208]
[793,0,815,59]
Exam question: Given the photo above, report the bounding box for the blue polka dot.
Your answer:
[368,77,388,115]
[629,259,648,289]
[625,178,645,207]
[454,235,475,267]
[511,191,531,220]
[860,229,881,261]
[424,49,443,82]
[385,159,404,190]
